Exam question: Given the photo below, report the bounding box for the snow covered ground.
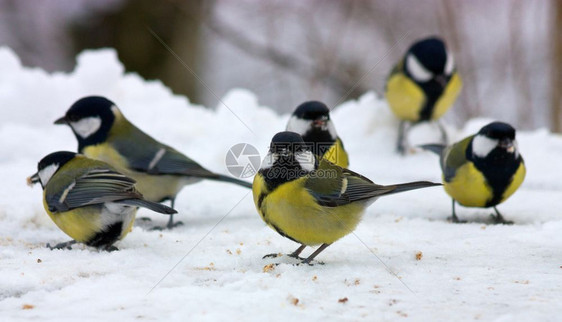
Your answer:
[0,47,561,321]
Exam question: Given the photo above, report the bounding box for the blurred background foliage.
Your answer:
[0,0,560,131]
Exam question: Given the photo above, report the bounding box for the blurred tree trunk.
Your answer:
[70,0,205,103]
[510,4,533,128]
[439,0,479,123]
[552,0,562,132]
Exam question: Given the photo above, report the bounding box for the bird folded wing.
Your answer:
[305,159,388,207]
[443,136,472,182]
[114,139,218,178]
[46,169,143,212]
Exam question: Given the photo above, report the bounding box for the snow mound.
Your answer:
[0,47,561,321]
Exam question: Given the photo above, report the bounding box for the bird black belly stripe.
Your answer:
[257,193,266,210]
[270,222,300,244]
[476,158,521,207]
[419,95,439,121]
[86,222,123,248]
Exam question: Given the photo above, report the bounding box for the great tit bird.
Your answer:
[421,122,526,224]
[252,131,440,264]
[54,96,252,229]
[385,36,462,154]
[27,151,176,251]
[286,101,349,168]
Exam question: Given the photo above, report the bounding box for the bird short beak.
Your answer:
[312,117,328,128]
[435,75,447,88]
[54,116,67,125]
[27,172,40,186]
[499,139,515,153]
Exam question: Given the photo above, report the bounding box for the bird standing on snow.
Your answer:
[54,96,252,229]
[421,122,526,224]
[286,101,349,168]
[27,151,176,251]
[385,37,462,154]
[253,131,440,264]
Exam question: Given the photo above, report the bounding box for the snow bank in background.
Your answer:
[0,47,561,321]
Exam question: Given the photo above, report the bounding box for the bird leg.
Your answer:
[301,243,331,265]
[166,199,183,229]
[47,240,77,250]
[288,244,307,260]
[396,121,409,155]
[492,207,513,225]
[151,199,183,230]
[437,120,448,145]
[448,199,466,223]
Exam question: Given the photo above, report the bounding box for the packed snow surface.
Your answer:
[0,47,561,321]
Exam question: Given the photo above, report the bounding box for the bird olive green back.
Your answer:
[443,135,474,182]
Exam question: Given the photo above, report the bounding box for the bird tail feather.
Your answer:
[209,174,252,189]
[118,199,177,214]
[419,144,446,156]
[381,181,442,196]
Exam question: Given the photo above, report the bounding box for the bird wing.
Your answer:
[442,135,473,182]
[111,128,218,179]
[305,159,440,207]
[304,159,389,207]
[45,168,144,212]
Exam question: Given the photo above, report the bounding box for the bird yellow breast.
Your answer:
[43,194,102,243]
[43,193,137,244]
[443,161,525,208]
[386,73,425,122]
[443,162,492,207]
[432,73,462,120]
[253,175,365,246]
[323,139,349,168]
[83,144,185,203]
[386,72,462,122]
[501,162,526,203]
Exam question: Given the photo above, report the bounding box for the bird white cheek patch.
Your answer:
[295,151,316,172]
[286,116,311,135]
[326,121,338,140]
[445,51,455,75]
[38,164,59,185]
[260,152,279,170]
[286,116,338,140]
[71,116,102,139]
[472,135,498,158]
[407,54,432,82]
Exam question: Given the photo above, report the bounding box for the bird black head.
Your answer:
[292,101,330,121]
[405,37,455,85]
[28,151,77,188]
[54,96,118,151]
[287,101,337,144]
[472,122,518,159]
[269,131,310,155]
[260,132,316,188]
[478,122,516,141]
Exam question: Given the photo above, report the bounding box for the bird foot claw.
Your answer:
[168,221,184,229]
[296,260,324,266]
[490,214,513,225]
[447,216,466,224]
[46,241,75,250]
[150,220,184,231]
[262,253,283,259]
